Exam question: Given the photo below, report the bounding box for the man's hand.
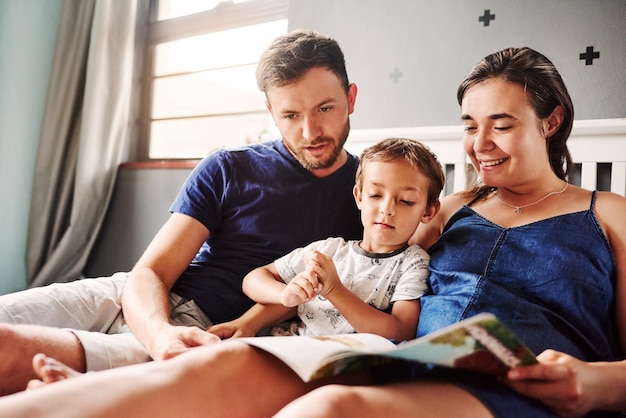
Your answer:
[207,318,258,339]
[150,325,220,361]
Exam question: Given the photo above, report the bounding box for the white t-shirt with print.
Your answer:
[274,237,429,336]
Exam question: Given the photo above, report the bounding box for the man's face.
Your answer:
[266,67,357,178]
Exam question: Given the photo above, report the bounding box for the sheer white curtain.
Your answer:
[26,0,138,287]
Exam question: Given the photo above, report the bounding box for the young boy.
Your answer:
[242,138,445,341]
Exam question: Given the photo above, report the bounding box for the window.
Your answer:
[141,0,288,159]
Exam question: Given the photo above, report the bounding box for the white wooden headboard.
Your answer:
[346,118,626,197]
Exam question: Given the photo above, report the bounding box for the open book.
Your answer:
[239,313,537,382]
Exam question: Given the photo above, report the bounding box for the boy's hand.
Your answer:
[280,271,319,307]
[306,250,341,297]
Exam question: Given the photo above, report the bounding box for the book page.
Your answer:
[240,333,396,381]
[239,313,537,382]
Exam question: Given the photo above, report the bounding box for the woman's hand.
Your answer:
[502,350,607,417]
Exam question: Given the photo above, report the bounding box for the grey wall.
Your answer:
[84,166,193,277]
[288,0,626,129]
[0,0,63,293]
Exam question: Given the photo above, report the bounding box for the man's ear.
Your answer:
[420,200,441,224]
[353,184,363,209]
[265,100,274,118]
[347,83,358,115]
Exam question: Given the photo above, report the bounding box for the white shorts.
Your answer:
[0,273,212,371]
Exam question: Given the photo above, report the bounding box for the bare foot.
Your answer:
[27,353,82,390]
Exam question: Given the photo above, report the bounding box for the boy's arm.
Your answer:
[324,285,420,341]
[242,263,288,304]
[309,251,420,341]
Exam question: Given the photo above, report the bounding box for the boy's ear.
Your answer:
[420,200,441,224]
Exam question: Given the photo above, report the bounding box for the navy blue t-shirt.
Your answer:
[169,140,362,323]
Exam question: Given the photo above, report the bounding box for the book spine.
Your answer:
[465,323,522,367]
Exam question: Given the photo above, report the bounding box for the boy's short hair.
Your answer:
[356,138,445,207]
[256,29,350,94]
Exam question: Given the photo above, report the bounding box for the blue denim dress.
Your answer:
[414,191,622,417]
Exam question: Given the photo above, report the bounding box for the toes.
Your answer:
[26,379,45,391]
[31,353,80,383]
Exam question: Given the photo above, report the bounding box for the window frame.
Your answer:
[136,0,289,161]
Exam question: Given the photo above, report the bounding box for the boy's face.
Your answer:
[354,159,435,253]
[265,67,357,178]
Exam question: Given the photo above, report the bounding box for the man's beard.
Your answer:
[285,118,350,171]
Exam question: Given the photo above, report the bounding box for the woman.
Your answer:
[275,47,626,418]
[1,47,625,418]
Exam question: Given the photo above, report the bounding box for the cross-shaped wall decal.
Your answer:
[579,46,600,65]
[390,67,403,83]
[479,9,495,26]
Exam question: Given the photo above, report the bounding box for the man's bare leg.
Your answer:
[0,324,86,395]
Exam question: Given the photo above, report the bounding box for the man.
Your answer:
[0,30,362,395]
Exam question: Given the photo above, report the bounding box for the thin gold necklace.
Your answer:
[496,182,568,214]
